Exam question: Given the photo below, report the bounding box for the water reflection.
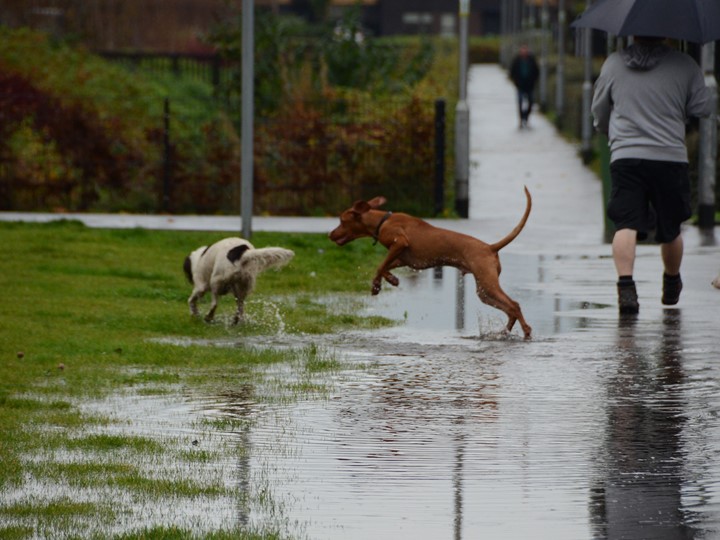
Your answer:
[429,266,466,332]
[591,310,696,538]
[195,386,256,529]
[453,429,465,540]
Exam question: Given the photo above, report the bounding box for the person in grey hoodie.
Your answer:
[591,36,712,315]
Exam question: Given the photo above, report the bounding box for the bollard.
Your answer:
[434,99,446,216]
[598,134,614,243]
[455,101,470,218]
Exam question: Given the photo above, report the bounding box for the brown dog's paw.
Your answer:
[371,281,382,295]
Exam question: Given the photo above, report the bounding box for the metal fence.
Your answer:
[98,51,228,90]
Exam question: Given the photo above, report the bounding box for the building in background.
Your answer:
[0,0,501,52]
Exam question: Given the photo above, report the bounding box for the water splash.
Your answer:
[245,299,286,335]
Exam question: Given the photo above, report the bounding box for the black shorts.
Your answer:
[607,158,691,243]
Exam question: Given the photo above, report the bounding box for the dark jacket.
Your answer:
[510,53,540,92]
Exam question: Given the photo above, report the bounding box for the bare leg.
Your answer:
[612,228,637,277]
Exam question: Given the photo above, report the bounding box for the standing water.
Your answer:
[9,251,717,539]
[218,252,720,539]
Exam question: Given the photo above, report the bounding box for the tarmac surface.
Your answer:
[3,64,720,539]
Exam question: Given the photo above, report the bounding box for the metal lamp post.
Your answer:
[580,0,594,163]
[241,0,254,238]
[539,0,549,111]
[555,0,566,129]
[698,42,718,233]
[455,0,470,218]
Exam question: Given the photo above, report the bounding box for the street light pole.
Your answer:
[539,0,549,111]
[455,0,470,218]
[580,0,593,163]
[555,0,565,129]
[500,0,508,67]
[698,42,717,232]
[241,0,254,239]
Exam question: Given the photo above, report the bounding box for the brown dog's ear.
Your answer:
[367,196,387,209]
[352,200,371,214]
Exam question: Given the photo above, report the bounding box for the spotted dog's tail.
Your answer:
[237,247,294,275]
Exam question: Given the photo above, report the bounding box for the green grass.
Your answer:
[0,220,394,539]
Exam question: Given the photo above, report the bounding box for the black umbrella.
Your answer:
[571,0,720,44]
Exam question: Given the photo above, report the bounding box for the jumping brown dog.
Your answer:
[329,187,533,338]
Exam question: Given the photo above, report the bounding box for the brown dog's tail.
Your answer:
[490,186,532,252]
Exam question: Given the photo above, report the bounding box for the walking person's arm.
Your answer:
[591,65,613,135]
[686,65,713,119]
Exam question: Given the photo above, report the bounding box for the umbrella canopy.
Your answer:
[571,0,720,44]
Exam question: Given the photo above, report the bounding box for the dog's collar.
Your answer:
[372,211,392,245]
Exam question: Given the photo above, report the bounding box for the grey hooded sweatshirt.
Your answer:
[591,42,712,163]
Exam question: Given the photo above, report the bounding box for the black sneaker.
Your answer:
[617,280,639,314]
[662,273,682,305]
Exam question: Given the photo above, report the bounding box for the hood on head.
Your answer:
[621,42,671,71]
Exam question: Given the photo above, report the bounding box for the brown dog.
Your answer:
[329,187,533,338]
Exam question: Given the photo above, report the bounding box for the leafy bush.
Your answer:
[255,93,437,216]
[469,36,501,64]
[1,22,459,216]
[0,28,239,213]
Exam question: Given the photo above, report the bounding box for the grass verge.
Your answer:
[0,220,394,539]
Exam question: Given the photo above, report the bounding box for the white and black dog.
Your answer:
[183,237,294,324]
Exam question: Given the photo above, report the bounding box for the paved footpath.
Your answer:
[468,64,604,252]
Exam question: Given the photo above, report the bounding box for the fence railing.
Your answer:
[97,51,227,89]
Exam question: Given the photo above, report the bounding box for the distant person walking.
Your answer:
[592,36,712,314]
[509,44,540,128]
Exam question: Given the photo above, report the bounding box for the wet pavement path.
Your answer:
[3,65,720,539]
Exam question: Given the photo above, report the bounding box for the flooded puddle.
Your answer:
[8,253,720,538]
